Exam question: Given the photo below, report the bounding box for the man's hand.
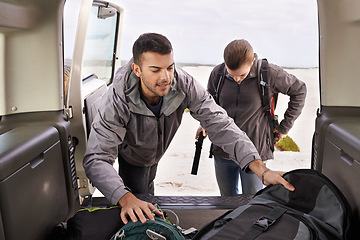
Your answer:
[118,192,163,224]
[273,129,286,143]
[195,126,207,140]
[249,159,295,191]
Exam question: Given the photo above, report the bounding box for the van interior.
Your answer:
[0,0,359,239]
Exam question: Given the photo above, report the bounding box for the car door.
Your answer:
[63,0,124,198]
[313,0,360,237]
[0,0,124,239]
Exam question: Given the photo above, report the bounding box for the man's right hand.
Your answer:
[118,192,163,224]
[195,126,207,140]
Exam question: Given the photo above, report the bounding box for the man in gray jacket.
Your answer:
[83,33,294,224]
[196,39,306,196]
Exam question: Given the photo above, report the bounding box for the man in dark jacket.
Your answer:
[197,39,306,196]
[84,33,295,224]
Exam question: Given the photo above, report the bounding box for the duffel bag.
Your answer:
[192,169,352,240]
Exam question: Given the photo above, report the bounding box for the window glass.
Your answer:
[82,5,117,83]
[63,1,118,85]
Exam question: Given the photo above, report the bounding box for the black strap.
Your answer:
[259,59,270,112]
[259,58,279,117]
[240,207,287,240]
[259,59,279,151]
[213,62,226,104]
[191,133,204,175]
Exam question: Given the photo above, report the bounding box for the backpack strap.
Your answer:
[240,207,287,240]
[258,59,279,151]
[258,58,279,115]
[213,62,226,104]
[258,59,270,113]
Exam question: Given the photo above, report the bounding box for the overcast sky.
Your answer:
[116,0,319,68]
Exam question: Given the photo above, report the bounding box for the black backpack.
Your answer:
[211,59,279,154]
[192,169,352,240]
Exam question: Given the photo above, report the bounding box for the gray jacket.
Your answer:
[208,55,307,160]
[83,60,261,205]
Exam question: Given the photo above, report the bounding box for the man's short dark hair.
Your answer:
[132,33,173,65]
[224,39,254,70]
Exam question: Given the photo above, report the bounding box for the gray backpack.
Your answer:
[192,169,352,240]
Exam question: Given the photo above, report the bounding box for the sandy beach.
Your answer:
[154,66,319,196]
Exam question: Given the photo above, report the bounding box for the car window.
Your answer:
[64,0,118,85]
[82,5,118,83]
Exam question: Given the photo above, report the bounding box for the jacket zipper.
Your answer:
[233,83,240,122]
[156,117,162,159]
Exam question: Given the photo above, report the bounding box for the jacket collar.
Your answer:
[248,53,259,78]
[114,59,185,117]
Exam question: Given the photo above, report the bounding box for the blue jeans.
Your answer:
[214,156,263,196]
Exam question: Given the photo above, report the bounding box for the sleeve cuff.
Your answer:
[110,186,131,205]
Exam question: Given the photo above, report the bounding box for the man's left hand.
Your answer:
[249,159,295,191]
